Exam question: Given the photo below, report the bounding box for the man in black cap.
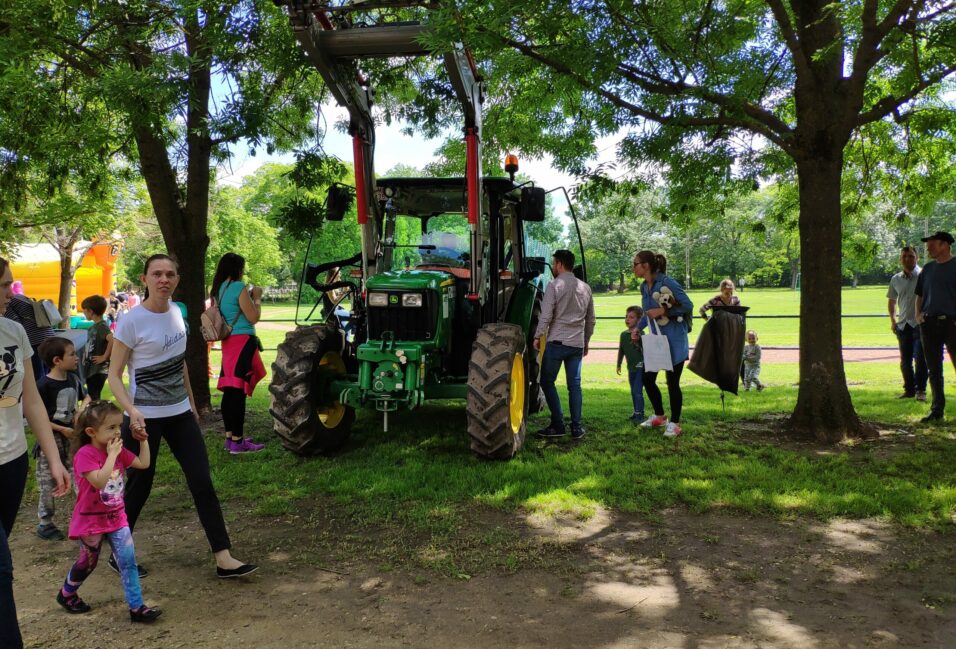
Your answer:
[914,231,956,422]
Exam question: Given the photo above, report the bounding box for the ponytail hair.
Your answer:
[635,250,667,275]
[0,256,8,277]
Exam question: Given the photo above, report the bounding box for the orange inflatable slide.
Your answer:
[8,242,120,315]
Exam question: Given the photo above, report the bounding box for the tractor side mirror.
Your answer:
[520,187,546,222]
[522,256,546,280]
[325,184,353,222]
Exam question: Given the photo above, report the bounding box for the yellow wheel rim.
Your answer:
[317,351,347,429]
[509,352,525,435]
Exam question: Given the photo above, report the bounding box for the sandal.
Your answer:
[56,591,91,614]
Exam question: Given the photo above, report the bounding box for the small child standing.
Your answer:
[743,330,764,391]
[35,337,90,541]
[57,400,161,622]
[81,295,113,400]
[616,305,645,423]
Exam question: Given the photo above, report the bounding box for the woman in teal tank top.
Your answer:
[210,253,266,454]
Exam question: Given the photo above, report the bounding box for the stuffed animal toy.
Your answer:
[651,286,690,331]
[651,286,675,326]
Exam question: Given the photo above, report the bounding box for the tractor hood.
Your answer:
[366,270,455,291]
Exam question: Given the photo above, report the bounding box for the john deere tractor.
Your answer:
[269,2,586,459]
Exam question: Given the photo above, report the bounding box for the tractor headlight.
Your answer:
[402,293,423,307]
[368,292,388,307]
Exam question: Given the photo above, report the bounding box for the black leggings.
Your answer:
[220,387,247,439]
[0,453,28,649]
[86,374,107,400]
[122,411,231,553]
[643,361,685,423]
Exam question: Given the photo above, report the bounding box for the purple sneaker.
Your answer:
[229,438,265,454]
[224,437,232,451]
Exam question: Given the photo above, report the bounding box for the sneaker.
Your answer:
[535,425,567,439]
[56,591,91,614]
[109,554,148,579]
[640,415,667,428]
[37,524,65,541]
[756,384,764,392]
[663,422,682,438]
[628,413,645,424]
[915,391,927,402]
[223,436,232,451]
[130,605,162,623]
[229,438,265,454]
[897,392,916,399]
[570,426,586,441]
[920,412,943,423]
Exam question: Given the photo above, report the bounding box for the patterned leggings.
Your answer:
[62,527,143,609]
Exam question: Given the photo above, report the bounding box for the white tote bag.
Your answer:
[643,319,673,373]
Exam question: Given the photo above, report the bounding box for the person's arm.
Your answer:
[667,279,693,317]
[22,362,70,495]
[107,339,147,441]
[583,293,595,354]
[533,284,557,349]
[182,362,199,421]
[616,333,625,374]
[83,437,122,490]
[92,331,113,365]
[915,295,925,325]
[755,345,762,363]
[887,297,898,332]
[238,284,262,324]
[130,438,151,470]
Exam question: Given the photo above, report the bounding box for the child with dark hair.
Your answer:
[81,295,113,400]
[616,305,645,423]
[57,400,160,622]
[34,337,90,540]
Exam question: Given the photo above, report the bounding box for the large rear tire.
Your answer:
[466,323,528,459]
[269,324,355,456]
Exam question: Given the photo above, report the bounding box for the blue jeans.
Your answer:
[628,370,645,415]
[540,343,583,429]
[896,324,928,394]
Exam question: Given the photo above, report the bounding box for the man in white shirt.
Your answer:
[887,245,926,401]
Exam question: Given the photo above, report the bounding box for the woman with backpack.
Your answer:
[210,253,266,454]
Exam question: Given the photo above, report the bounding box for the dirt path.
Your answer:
[10,496,954,648]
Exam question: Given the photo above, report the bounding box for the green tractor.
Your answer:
[269,2,586,459]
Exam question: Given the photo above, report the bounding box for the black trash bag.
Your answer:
[688,307,749,395]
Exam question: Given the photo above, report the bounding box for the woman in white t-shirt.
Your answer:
[108,254,256,579]
[0,257,71,649]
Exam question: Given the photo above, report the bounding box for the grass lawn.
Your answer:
[169,288,953,539]
[257,285,896,350]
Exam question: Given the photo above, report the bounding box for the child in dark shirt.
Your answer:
[35,337,90,540]
[81,295,113,400]
[616,305,645,423]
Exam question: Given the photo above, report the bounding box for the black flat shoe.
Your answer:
[920,412,944,423]
[216,563,259,579]
[56,591,91,614]
[108,554,148,579]
[130,605,162,623]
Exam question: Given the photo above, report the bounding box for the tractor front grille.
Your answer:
[367,292,439,341]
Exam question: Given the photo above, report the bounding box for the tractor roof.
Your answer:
[376,176,519,218]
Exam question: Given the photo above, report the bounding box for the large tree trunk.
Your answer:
[125,14,214,412]
[789,155,865,442]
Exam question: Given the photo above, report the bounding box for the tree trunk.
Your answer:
[789,156,865,442]
[57,243,74,322]
[617,271,625,293]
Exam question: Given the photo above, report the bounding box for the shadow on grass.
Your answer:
[196,382,955,532]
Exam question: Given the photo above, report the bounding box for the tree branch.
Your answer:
[489,31,794,154]
[856,63,956,126]
[763,0,813,80]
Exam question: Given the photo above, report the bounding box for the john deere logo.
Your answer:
[389,294,399,305]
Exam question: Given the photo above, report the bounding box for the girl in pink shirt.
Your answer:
[56,401,161,623]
